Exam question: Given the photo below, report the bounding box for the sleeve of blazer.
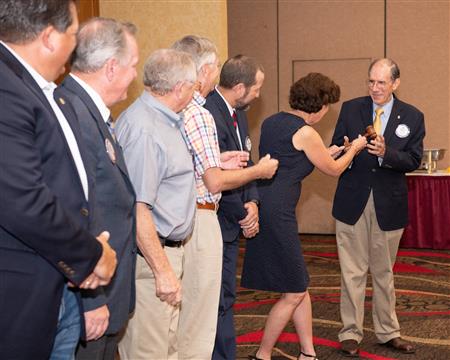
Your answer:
[209,103,247,221]
[0,83,102,286]
[382,110,425,173]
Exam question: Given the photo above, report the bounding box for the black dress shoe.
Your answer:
[381,337,415,354]
[340,339,360,358]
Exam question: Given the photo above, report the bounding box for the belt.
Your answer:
[163,239,183,248]
[196,202,218,211]
[136,238,183,257]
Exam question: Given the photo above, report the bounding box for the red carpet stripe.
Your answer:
[397,250,450,259]
[234,299,277,310]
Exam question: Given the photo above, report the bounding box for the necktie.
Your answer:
[373,107,384,135]
[107,116,116,142]
[232,110,238,129]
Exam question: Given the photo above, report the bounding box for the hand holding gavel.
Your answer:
[343,125,377,149]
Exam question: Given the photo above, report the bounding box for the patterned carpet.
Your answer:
[235,235,450,360]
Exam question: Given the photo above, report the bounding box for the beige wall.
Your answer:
[99,0,228,117]
[229,0,450,234]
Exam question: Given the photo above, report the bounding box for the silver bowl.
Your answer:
[419,149,446,172]
[422,148,446,161]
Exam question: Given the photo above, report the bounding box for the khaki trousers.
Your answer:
[178,209,223,359]
[336,192,403,344]
[118,246,183,360]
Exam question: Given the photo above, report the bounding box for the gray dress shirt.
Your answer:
[116,91,196,241]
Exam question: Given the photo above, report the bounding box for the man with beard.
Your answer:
[204,54,265,360]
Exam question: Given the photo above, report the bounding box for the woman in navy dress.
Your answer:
[242,73,367,360]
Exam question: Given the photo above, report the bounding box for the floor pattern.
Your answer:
[235,235,450,359]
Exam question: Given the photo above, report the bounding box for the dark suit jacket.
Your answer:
[331,96,425,231]
[56,75,136,335]
[204,89,259,242]
[0,44,102,359]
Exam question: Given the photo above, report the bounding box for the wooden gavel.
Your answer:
[344,125,377,149]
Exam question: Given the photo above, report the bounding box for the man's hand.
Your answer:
[256,154,278,179]
[155,268,182,307]
[80,231,117,289]
[220,151,249,170]
[367,134,386,157]
[239,201,259,238]
[84,305,109,341]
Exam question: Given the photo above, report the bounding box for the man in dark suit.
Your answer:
[331,58,425,357]
[204,54,265,360]
[56,17,138,360]
[0,1,117,359]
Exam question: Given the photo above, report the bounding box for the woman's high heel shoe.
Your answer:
[248,355,263,360]
[299,351,319,360]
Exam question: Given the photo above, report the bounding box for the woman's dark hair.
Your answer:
[289,72,340,113]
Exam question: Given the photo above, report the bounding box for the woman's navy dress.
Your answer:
[241,112,314,293]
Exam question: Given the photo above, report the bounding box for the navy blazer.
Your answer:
[56,75,137,335]
[204,89,259,242]
[0,44,102,358]
[331,96,425,231]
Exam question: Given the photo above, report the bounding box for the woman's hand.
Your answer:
[350,134,367,154]
[328,145,345,159]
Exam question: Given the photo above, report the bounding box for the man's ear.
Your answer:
[40,26,56,52]
[232,82,246,97]
[104,58,117,82]
[392,78,400,91]
[173,81,184,99]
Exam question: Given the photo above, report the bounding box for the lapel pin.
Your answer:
[59,97,65,105]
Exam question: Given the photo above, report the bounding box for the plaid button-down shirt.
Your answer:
[183,91,222,205]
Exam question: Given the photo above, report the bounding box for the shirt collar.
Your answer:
[192,91,206,106]
[0,41,55,92]
[141,90,183,127]
[215,85,234,116]
[69,73,111,122]
[373,94,394,115]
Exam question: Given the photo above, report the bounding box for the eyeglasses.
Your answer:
[367,79,392,90]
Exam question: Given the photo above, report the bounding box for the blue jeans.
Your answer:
[49,286,81,360]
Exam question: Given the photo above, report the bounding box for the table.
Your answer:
[400,172,450,250]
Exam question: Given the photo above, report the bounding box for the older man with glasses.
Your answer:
[331,58,425,358]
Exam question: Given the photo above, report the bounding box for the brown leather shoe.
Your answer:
[340,339,360,358]
[381,337,415,354]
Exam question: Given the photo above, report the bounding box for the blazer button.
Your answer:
[80,208,89,217]
[371,168,377,173]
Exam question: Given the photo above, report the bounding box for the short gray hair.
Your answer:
[171,35,218,73]
[368,58,400,81]
[71,17,137,73]
[143,49,197,95]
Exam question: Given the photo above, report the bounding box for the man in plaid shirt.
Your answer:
[172,35,278,359]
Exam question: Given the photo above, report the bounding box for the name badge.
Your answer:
[395,124,410,138]
[245,136,252,152]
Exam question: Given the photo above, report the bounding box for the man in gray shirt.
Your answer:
[116,49,197,360]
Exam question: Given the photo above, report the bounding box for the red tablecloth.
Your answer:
[400,174,450,249]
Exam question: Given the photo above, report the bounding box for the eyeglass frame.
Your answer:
[367,79,393,90]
